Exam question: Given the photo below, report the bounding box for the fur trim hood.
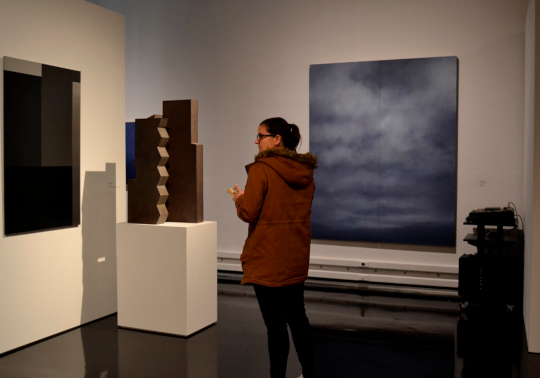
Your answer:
[246,148,318,188]
[254,148,318,167]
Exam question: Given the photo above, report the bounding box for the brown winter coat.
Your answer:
[235,148,317,287]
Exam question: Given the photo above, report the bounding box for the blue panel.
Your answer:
[126,122,135,183]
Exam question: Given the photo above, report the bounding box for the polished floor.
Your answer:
[0,281,539,378]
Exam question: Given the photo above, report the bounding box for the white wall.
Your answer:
[524,0,540,354]
[89,0,527,268]
[0,0,125,354]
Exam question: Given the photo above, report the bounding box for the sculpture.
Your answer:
[164,100,204,223]
[127,115,169,224]
[127,100,203,224]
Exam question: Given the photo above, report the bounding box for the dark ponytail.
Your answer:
[260,117,301,152]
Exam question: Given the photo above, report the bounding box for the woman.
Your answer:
[233,117,317,378]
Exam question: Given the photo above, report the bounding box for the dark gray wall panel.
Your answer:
[3,71,42,167]
[72,82,81,225]
[41,64,80,167]
[4,167,73,235]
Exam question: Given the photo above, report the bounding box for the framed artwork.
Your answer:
[3,57,80,235]
[310,56,458,247]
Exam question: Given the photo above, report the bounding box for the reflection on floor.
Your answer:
[0,281,539,378]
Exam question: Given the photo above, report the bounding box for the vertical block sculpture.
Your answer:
[3,56,80,235]
[128,115,169,224]
[164,100,204,223]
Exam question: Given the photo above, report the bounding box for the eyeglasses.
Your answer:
[256,133,276,141]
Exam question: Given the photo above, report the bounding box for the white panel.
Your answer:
[218,251,457,288]
[308,270,361,281]
[218,251,243,260]
[307,270,458,288]
[309,257,359,268]
[524,0,540,354]
[524,0,536,353]
[217,263,243,272]
[365,274,458,288]
[80,163,117,324]
[186,221,218,334]
[117,223,188,335]
[4,56,42,76]
[365,261,459,274]
[117,222,217,337]
[219,251,459,275]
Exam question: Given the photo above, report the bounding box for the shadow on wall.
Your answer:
[81,163,117,324]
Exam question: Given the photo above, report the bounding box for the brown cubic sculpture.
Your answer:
[128,115,169,224]
[164,100,203,223]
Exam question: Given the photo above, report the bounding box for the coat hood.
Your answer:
[246,148,318,188]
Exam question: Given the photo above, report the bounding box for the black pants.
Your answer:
[253,283,315,378]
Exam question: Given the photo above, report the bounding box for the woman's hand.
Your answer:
[233,183,244,202]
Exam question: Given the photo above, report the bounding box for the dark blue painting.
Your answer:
[310,57,457,246]
[126,122,135,183]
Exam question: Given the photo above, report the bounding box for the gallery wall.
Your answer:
[89,0,527,267]
[0,0,125,354]
[88,0,540,352]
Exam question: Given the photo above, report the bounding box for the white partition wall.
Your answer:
[0,0,125,355]
[524,0,540,354]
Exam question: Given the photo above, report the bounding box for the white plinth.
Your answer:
[117,221,217,336]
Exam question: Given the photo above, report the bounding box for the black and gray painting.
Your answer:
[309,57,457,246]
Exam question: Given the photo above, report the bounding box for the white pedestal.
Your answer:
[117,221,217,336]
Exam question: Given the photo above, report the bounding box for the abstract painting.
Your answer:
[310,56,457,246]
[3,56,80,235]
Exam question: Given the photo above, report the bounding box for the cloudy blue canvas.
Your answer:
[310,57,457,246]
